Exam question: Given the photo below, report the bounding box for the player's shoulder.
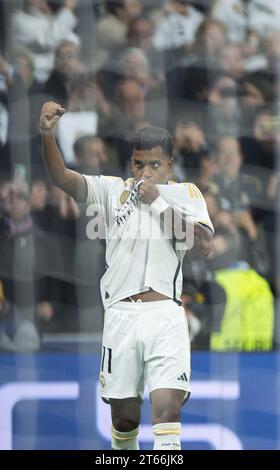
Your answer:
[100,175,123,182]
[168,180,204,199]
[94,175,124,188]
[84,174,124,194]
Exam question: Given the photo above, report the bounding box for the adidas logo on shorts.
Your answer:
[177,372,188,382]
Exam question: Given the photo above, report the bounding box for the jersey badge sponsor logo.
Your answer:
[120,190,131,205]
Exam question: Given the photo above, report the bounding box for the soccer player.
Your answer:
[39,101,214,450]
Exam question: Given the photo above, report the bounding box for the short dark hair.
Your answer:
[131,126,174,158]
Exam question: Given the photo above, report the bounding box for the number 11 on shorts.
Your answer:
[101,346,112,373]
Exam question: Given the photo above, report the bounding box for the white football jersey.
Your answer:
[248,0,280,37]
[212,0,280,42]
[211,0,247,43]
[83,175,214,309]
[153,6,204,50]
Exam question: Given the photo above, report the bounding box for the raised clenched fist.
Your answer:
[40,101,66,134]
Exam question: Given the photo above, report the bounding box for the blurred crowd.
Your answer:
[0,0,279,351]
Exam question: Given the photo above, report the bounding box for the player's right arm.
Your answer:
[40,101,87,203]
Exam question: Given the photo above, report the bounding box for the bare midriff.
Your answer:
[121,290,170,302]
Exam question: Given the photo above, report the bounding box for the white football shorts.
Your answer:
[99,299,191,403]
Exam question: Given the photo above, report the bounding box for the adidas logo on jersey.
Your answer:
[177,373,188,382]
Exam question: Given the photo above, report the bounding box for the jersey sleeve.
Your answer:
[82,175,121,207]
[184,183,214,233]
[158,182,214,233]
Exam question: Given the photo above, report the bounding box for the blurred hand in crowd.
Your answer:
[219,44,244,81]
[211,232,229,256]
[232,210,258,241]
[80,80,111,115]
[51,186,80,220]
[36,301,55,323]
[215,211,237,233]
[175,122,205,153]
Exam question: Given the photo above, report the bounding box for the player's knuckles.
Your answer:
[43,101,54,110]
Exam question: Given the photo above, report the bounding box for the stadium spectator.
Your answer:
[208,228,274,352]
[211,136,262,214]
[95,0,142,53]
[34,184,80,332]
[240,108,279,183]
[73,135,108,174]
[0,50,31,178]
[181,274,227,350]
[172,119,209,183]
[153,0,204,52]
[265,31,280,76]
[44,39,84,107]
[127,15,165,76]
[240,72,274,110]
[30,178,50,231]
[12,47,37,91]
[212,0,280,66]
[0,66,9,176]
[210,136,268,275]
[43,40,117,145]
[219,43,245,81]
[0,181,46,315]
[104,78,151,169]
[247,0,280,42]
[0,280,40,352]
[211,0,247,44]
[127,15,154,54]
[119,47,163,96]
[10,0,80,83]
[207,73,241,139]
[193,18,227,62]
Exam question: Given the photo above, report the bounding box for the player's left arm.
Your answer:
[193,222,213,257]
